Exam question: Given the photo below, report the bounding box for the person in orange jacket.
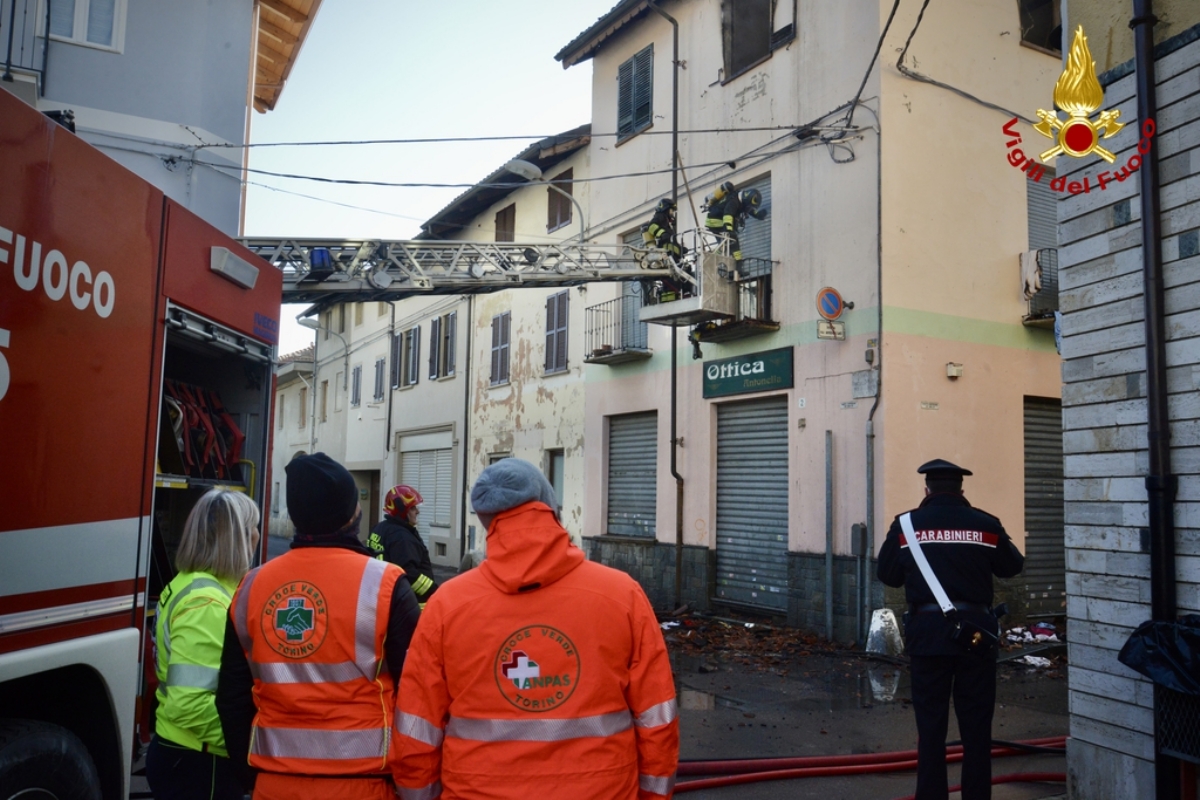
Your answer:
[393,458,678,800]
[216,452,421,799]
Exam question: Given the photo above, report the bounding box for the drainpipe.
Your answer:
[864,103,884,643]
[459,295,475,563]
[826,430,834,640]
[1131,3,1180,798]
[385,302,395,453]
[648,0,685,610]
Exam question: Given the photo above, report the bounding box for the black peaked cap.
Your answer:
[917,458,973,477]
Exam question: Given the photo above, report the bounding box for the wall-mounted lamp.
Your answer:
[946,362,964,380]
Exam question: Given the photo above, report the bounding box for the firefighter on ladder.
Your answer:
[642,197,692,303]
[705,183,767,269]
[368,485,440,610]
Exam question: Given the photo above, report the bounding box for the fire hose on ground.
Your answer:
[673,735,1067,794]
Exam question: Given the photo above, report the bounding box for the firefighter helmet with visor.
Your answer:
[384,484,423,518]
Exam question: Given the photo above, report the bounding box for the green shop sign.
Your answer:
[702,347,793,399]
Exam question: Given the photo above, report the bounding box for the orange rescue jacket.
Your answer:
[231,547,402,776]
[393,501,678,800]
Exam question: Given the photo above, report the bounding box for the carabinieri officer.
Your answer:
[877,458,1025,800]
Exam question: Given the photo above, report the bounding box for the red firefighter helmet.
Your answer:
[384,484,423,517]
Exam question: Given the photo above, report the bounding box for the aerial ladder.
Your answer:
[240,235,745,327]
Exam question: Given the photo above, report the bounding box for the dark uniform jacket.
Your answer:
[368,515,439,605]
[877,493,1024,656]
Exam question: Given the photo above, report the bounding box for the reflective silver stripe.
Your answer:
[250,725,389,760]
[165,663,220,691]
[397,781,442,800]
[162,577,230,664]
[395,712,444,748]
[636,698,678,729]
[233,566,260,656]
[355,558,388,674]
[446,710,632,742]
[639,774,676,796]
[255,660,365,684]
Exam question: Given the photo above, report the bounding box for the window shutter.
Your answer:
[447,313,457,376]
[501,312,511,383]
[617,58,634,135]
[557,292,569,371]
[545,295,556,371]
[490,316,500,384]
[429,317,440,379]
[391,334,401,387]
[633,46,653,131]
[412,326,421,386]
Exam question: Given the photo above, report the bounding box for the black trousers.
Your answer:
[145,735,244,800]
[909,653,997,800]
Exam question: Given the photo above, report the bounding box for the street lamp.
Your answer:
[297,315,349,390]
[504,158,587,243]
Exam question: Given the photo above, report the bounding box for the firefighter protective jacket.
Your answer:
[393,501,679,800]
[154,569,237,755]
[368,515,438,608]
[228,547,403,776]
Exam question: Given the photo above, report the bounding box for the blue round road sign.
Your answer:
[816,287,845,321]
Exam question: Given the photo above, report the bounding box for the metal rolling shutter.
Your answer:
[607,412,658,537]
[739,176,772,278]
[1027,169,1057,250]
[1024,397,1065,616]
[715,397,789,611]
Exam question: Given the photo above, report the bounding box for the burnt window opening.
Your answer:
[1017,0,1061,55]
[724,0,773,78]
[495,203,516,242]
[547,169,574,232]
[617,45,654,141]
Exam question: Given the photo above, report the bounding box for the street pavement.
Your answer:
[668,635,1068,800]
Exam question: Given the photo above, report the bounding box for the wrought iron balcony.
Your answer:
[584,292,652,365]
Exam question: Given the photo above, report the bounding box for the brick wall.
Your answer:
[1058,27,1200,797]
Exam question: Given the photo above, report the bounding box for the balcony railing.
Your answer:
[2,0,49,94]
[584,293,651,365]
[1023,248,1059,328]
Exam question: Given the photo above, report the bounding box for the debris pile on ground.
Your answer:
[658,609,850,673]
[1005,621,1061,644]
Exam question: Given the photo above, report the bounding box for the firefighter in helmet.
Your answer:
[705,183,768,265]
[643,198,683,263]
[368,484,439,609]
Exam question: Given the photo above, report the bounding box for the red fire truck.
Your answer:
[0,88,280,798]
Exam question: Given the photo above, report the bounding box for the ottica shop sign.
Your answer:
[703,347,794,399]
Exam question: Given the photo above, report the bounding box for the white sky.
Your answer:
[242,0,619,356]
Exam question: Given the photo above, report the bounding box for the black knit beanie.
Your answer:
[285,452,358,539]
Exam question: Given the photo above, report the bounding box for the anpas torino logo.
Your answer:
[494,626,581,713]
[1002,26,1155,194]
[261,582,328,658]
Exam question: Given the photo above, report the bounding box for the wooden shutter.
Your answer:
[500,312,510,383]
[446,312,456,376]
[545,295,557,371]
[390,333,401,387]
[495,204,515,242]
[429,316,440,379]
[556,292,569,371]
[633,46,653,131]
[411,327,421,386]
[617,58,634,135]
[490,315,501,384]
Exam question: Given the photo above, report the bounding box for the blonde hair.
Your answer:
[175,489,260,582]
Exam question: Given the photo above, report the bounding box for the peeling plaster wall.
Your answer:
[452,150,592,549]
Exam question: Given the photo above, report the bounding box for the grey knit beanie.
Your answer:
[470,458,558,516]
